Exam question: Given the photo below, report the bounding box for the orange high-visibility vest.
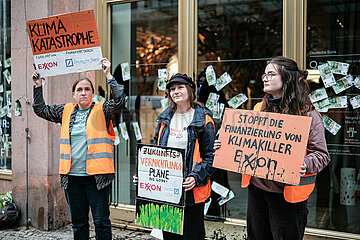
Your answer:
[157,114,215,204]
[241,102,317,203]
[59,103,116,175]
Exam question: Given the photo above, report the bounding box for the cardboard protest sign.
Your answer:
[213,109,312,185]
[136,144,185,235]
[26,10,102,77]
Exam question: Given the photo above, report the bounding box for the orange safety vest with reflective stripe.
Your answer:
[157,114,215,204]
[59,103,116,175]
[241,102,317,203]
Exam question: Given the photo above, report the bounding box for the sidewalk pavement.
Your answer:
[0,224,156,240]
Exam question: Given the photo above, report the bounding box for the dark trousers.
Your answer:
[247,183,308,240]
[163,203,205,240]
[65,176,112,240]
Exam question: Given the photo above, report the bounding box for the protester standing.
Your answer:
[214,56,330,240]
[32,58,126,240]
[134,73,215,240]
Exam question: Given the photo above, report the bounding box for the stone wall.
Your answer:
[10,0,96,230]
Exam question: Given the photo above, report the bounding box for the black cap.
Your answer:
[166,73,195,90]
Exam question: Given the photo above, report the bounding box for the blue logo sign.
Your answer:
[65,59,74,67]
[174,188,179,194]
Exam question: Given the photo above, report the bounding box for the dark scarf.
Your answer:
[269,96,281,107]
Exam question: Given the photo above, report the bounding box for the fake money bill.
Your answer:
[205,93,219,110]
[332,75,354,94]
[309,88,328,103]
[132,122,142,141]
[354,76,360,89]
[313,98,330,111]
[92,94,105,103]
[0,105,9,118]
[211,181,229,198]
[329,96,347,109]
[350,95,360,109]
[328,61,350,75]
[322,115,341,135]
[204,198,212,215]
[121,62,131,81]
[157,69,168,91]
[160,98,168,109]
[219,190,235,206]
[158,68,168,79]
[113,126,120,146]
[6,90,11,106]
[317,105,329,113]
[119,122,129,140]
[157,77,167,91]
[0,84,3,93]
[228,93,248,109]
[206,65,216,86]
[6,141,11,150]
[318,63,336,88]
[215,72,232,91]
[4,58,11,68]
[3,69,11,84]
[14,100,22,117]
[212,103,225,120]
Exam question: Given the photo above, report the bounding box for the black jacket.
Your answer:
[154,104,216,205]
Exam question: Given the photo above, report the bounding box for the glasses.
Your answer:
[262,73,280,81]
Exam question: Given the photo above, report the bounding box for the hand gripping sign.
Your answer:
[26,10,103,77]
[213,108,312,185]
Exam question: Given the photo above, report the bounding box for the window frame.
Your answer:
[98,1,360,238]
[0,0,12,175]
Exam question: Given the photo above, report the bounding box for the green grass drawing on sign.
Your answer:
[136,203,183,234]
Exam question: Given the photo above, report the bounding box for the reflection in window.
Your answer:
[198,0,282,103]
[111,0,178,205]
[0,0,11,170]
[197,0,282,220]
[306,0,360,234]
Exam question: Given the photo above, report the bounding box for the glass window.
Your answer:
[0,0,11,170]
[306,0,360,234]
[110,0,178,205]
[197,0,282,220]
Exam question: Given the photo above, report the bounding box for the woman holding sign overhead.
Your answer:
[214,56,330,240]
[31,58,126,240]
[134,73,216,239]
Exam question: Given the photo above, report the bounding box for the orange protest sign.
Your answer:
[26,10,100,55]
[26,10,103,77]
[213,108,312,185]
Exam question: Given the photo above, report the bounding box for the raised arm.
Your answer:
[32,70,65,123]
[101,58,127,117]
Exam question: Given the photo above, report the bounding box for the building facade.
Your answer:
[0,0,359,239]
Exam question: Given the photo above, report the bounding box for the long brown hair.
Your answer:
[261,56,313,115]
[167,84,203,112]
